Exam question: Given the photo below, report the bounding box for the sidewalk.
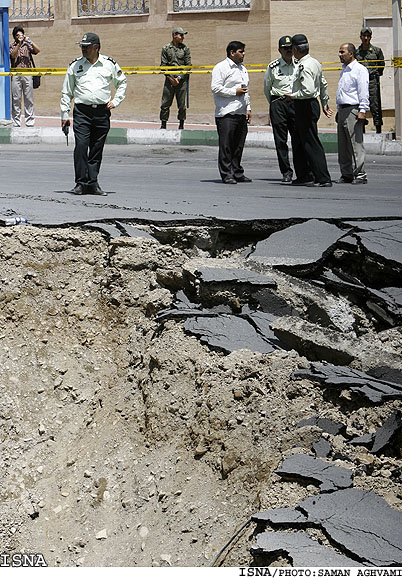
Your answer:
[1,116,401,155]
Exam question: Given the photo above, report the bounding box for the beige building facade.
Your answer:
[9,0,394,129]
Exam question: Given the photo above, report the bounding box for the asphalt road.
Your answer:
[0,144,401,225]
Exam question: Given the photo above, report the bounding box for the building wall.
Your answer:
[9,0,393,129]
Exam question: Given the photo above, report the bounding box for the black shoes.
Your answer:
[291,178,314,186]
[306,181,333,187]
[70,183,107,196]
[335,176,353,184]
[69,184,85,195]
[235,176,252,183]
[281,172,293,184]
[223,178,237,184]
[335,176,367,185]
[160,121,167,129]
[178,121,184,130]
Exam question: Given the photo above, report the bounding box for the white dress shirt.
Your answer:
[336,58,369,112]
[211,57,251,118]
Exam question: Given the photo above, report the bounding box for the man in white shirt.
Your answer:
[211,41,252,184]
[336,43,369,184]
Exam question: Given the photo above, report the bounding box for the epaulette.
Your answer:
[107,57,117,65]
[269,59,280,69]
[69,57,80,66]
[298,64,304,71]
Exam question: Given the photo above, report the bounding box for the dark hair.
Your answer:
[346,43,356,57]
[12,26,25,39]
[226,41,245,57]
[296,43,309,55]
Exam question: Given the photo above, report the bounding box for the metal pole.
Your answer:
[393,0,402,138]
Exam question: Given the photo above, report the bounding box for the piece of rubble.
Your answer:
[298,488,402,566]
[249,219,350,273]
[95,529,107,540]
[116,222,156,239]
[183,314,282,354]
[157,290,231,321]
[312,438,332,458]
[84,222,122,238]
[297,415,346,436]
[193,267,277,287]
[344,220,402,267]
[293,363,402,404]
[275,453,353,492]
[252,288,301,317]
[350,410,402,454]
[251,507,308,526]
[251,531,360,567]
[240,306,289,350]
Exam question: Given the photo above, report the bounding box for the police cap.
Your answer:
[292,34,308,46]
[279,35,292,48]
[360,26,372,35]
[172,26,188,35]
[77,32,100,46]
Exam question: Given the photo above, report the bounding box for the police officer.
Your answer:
[264,35,297,184]
[355,27,385,134]
[60,33,127,195]
[285,34,333,187]
[160,27,191,130]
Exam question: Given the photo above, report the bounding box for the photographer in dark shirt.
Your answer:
[10,26,40,127]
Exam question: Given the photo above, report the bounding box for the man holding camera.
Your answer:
[10,26,40,127]
[60,33,127,196]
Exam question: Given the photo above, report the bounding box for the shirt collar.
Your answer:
[226,56,242,68]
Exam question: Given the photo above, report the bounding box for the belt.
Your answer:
[339,103,359,109]
[78,102,107,109]
[270,95,286,103]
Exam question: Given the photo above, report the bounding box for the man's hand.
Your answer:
[246,110,252,124]
[323,105,333,118]
[61,119,70,130]
[357,112,366,122]
[106,101,115,110]
[236,86,248,96]
[284,94,293,102]
[169,77,180,86]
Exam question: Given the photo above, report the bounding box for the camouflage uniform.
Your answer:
[160,41,191,123]
[355,43,385,130]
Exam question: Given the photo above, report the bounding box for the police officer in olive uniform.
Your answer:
[264,35,298,184]
[355,27,385,134]
[160,27,191,130]
[285,34,333,187]
[61,33,127,196]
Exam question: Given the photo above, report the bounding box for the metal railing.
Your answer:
[78,0,149,16]
[11,0,53,19]
[173,0,250,11]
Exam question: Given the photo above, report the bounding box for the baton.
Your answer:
[62,120,70,146]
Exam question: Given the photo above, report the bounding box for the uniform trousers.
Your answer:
[270,97,298,176]
[160,77,188,122]
[368,76,383,128]
[11,76,35,127]
[215,113,248,182]
[293,98,331,184]
[73,103,110,187]
[337,105,366,180]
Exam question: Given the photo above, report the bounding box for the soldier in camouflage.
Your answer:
[355,27,385,134]
[160,27,191,130]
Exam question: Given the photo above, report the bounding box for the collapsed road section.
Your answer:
[0,214,401,567]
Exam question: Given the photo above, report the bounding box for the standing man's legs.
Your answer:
[175,78,187,122]
[11,76,23,127]
[270,98,293,178]
[337,106,355,181]
[216,114,247,182]
[369,78,382,133]
[160,79,176,124]
[22,76,35,127]
[73,104,93,186]
[87,107,111,186]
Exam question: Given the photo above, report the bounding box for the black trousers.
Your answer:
[73,103,111,186]
[270,97,297,176]
[293,98,331,184]
[215,114,248,182]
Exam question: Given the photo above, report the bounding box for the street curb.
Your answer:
[1,126,401,155]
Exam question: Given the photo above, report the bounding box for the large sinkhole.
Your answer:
[0,221,401,567]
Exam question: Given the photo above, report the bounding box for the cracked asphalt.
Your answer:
[0,144,401,225]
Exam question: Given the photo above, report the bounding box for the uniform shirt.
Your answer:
[355,44,385,79]
[60,54,127,120]
[10,40,34,68]
[290,53,329,108]
[211,57,251,118]
[161,42,191,78]
[336,58,369,112]
[264,57,295,103]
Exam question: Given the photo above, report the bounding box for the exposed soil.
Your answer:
[0,225,401,567]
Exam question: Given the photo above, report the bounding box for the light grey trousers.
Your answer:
[337,105,366,180]
[11,76,35,127]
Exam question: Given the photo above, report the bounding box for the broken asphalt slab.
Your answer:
[349,410,402,454]
[293,363,402,404]
[251,531,360,567]
[297,415,347,436]
[251,507,308,526]
[275,453,353,492]
[248,219,350,273]
[298,488,402,566]
[344,220,402,268]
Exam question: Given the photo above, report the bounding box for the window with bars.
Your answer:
[77,0,149,16]
[11,0,53,19]
[173,0,250,11]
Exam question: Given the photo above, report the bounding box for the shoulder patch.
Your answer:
[269,59,280,69]
[107,57,117,65]
[69,57,80,66]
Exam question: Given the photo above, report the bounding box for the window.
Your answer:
[173,0,250,11]
[11,0,53,19]
[77,0,149,16]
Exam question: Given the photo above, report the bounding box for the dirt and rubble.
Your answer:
[0,223,401,567]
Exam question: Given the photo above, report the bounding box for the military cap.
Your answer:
[360,26,372,35]
[292,34,308,46]
[77,32,100,46]
[172,26,188,35]
[279,35,292,48]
